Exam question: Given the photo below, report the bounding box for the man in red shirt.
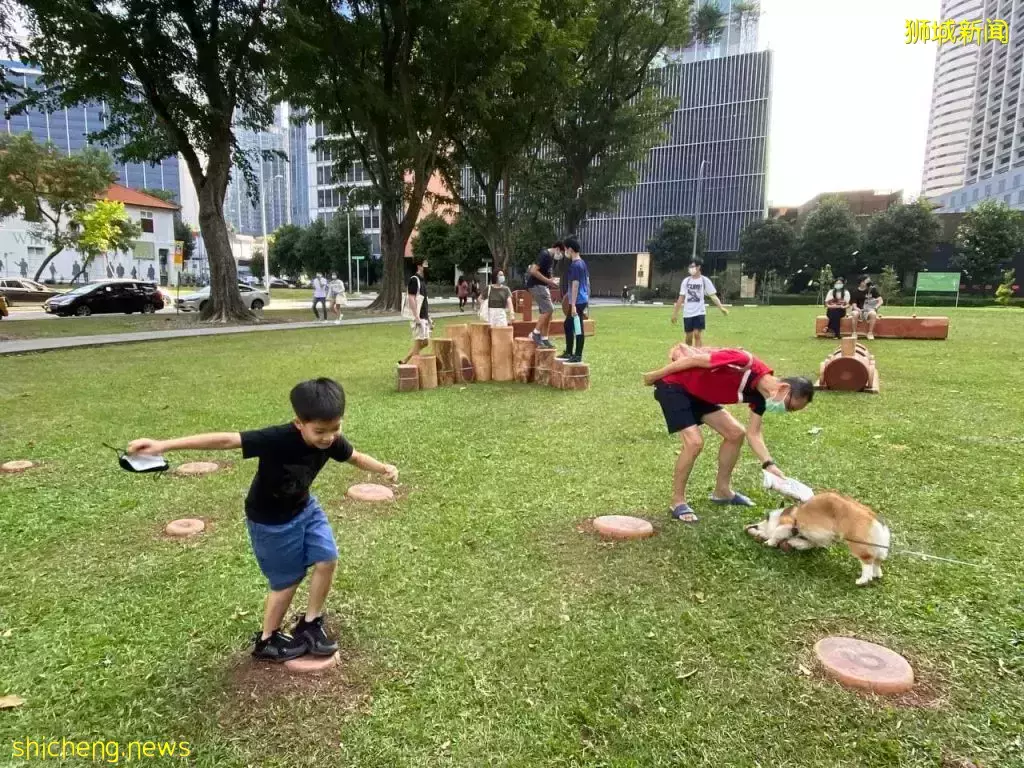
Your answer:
[643,345,814,522]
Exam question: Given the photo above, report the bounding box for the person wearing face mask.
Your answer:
[483,270,514,327]
[400,258,431,365]
[642,345,814,523]
[671,257,728,347]
[824,277,850,339]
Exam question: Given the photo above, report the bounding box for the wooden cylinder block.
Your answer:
[535,347,555,386]
[563,362,590,391]
[458,351,475,383]
[491,326,514,382]
[416,354,438,390]
[513,338,536,383]
[469,323,492,382]
[822,345,873,392]
[840,337,857,357]
[550,358,566,389]
[512,289,533,322]
[434,338,457,386]
[396,364,419,392]
[446,324,470,360]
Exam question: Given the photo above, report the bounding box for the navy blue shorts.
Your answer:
[683,314,707,333]
[654,382,721,433]
[246,496,338,591]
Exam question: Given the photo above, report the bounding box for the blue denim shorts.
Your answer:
[246,496,338,591]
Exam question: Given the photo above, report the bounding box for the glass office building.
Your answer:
[2,60,181,199]
[582,49,772,262]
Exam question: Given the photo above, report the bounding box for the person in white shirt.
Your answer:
[312,273,329,322]
[328,274,346,325]
[671,257,728,347]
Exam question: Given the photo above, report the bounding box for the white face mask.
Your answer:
[834,283,843,291]
[497,275,505,284]
[688,267,699,277]
[554,250,564,261]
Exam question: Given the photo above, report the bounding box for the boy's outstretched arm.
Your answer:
[128,433,242,455]
[349,451,399,483]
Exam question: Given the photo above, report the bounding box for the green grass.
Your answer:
[0,309,387,340]
[2,306,1023,767]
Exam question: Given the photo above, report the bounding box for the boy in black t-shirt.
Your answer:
[127,378,398,662]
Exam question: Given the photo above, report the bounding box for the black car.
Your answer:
[43,280,165,317]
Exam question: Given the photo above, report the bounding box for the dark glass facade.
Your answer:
[581,50,772,259]
[2,61,181,200]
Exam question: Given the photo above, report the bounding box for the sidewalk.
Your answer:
[0,312,463,356]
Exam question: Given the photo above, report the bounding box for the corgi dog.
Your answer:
[745,492,891,586]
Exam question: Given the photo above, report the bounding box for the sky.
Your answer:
[761,0,940,206]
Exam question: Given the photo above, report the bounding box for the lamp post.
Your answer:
[257,133,270,292]
[340,189,352,292]
[691,159,709,266]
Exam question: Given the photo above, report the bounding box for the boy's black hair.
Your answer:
[690,256,704,268]
[857,274,870,285]
[783,376,815,404]
[564,235,582,254]
[290,378,345,422]
[869,286,880,298]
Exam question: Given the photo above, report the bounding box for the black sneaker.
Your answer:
[252,629,308,662]
[555,351,573,361]
[293,615,339,657]
[567,355,582,363]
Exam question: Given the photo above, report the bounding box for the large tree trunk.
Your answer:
[32,245,64,283]
[370,205,405,311]
[195,161,252,322]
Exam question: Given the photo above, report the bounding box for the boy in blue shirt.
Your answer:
[557,236,590,363]
[127,378,398,662]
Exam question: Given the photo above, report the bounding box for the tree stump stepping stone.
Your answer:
[175,461,220,476]
[284,652,340,674]
[346,483,395,502]
[164,518,206,537]
[1,460,35,473]
[814,636,914,695]
[592,515,655,541]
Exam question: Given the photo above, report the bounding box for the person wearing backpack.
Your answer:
[400,259,431,365]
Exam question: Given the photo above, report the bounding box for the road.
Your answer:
[2,295,635,321]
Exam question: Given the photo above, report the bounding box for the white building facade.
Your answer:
[0,184,181,285]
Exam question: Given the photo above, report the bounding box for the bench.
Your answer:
[815,315,949,340]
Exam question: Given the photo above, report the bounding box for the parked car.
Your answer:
[43,280,165,317]
[0,278,64,304]
[176,283,269,313]
[269,277,294,288]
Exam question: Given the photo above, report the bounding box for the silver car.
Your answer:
[176,283,270,313]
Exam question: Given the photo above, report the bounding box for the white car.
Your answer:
[176,283,270,313]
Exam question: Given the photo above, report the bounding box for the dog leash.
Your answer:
[815,533,987,569]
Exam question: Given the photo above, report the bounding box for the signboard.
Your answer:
[914,271,961,308]
[132,241,156,260]
[173,241,184,267]
[915,272,960,292]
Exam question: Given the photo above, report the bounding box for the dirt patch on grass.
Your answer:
[220,645,372,734]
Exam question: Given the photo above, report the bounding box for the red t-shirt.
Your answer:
[662,348,773,407]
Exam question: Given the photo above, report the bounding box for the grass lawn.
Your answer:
[1,306,1023,767]
[0,308,390,341]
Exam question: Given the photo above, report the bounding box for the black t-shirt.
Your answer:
[849,287,867,309]
[408,274,429,319]
[241,424,354,524]
[527,248,553,288]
